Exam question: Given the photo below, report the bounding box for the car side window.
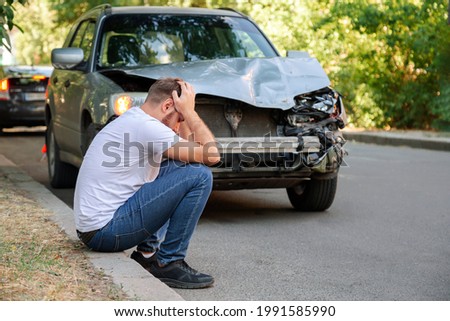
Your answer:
[69,20,96,63]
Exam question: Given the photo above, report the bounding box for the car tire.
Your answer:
[46,121,78,188]
[287,175,338,211]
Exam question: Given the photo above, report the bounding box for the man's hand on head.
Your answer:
[165,80,220,166]
[172,81,196,120]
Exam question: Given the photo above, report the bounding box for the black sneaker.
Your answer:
[149,260,214,289]
[130,250,158,271]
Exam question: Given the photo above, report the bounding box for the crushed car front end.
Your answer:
[208,86,347,191]
[106,56,347,196]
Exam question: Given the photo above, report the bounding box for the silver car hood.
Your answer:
[126,57,330,110]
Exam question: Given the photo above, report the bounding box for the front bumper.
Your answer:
[211,136,342,190]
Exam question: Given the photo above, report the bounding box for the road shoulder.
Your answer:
[0,154,183,301]
[343,129,450,151]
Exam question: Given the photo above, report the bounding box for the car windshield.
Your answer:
[97,14,278,68]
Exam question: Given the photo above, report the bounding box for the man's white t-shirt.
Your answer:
[74,107,180,232]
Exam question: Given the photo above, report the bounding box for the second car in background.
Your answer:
[0,65,52,132]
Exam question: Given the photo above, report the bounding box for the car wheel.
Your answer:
[287,175,338,211]
[46,121,78,188]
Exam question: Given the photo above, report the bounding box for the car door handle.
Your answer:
[64,80,71,88]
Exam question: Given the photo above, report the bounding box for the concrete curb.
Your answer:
[0,154,183,301]
[343,130,450,152]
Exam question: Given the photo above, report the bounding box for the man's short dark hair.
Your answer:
[146,77,182,105]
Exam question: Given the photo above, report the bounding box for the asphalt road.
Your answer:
[1,127,449,300]
[0,127,75,207]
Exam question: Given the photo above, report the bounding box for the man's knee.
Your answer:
[188,164,213,188]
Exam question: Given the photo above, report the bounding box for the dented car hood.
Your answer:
[126,57,330,110]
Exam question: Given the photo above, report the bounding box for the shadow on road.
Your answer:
[203,189,332,223]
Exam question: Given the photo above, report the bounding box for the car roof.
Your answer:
[108,6,244,17]
[0,65,53,77]
[75,5,247,25]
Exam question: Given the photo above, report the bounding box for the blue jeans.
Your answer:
[85,160,212,265]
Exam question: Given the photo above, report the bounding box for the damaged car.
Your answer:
[46,5,347,211]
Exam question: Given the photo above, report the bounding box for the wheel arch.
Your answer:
[81,108,93,130]
[45,103,52,126]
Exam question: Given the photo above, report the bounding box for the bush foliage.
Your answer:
[6,0,450,130]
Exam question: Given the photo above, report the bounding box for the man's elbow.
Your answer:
[203,152,221,166]
[201,144,220,166]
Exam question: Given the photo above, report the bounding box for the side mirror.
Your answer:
[51,48,84,70]
[286,50,310,58]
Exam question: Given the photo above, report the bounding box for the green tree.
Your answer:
[12,0,450,130]
[309,0,450,129]
[13,0,69,65]
[0,0,27,52]
[47,0,188,25]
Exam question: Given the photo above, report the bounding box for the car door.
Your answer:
[53,19,96,161]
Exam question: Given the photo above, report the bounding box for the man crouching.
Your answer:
[74,77,220,289]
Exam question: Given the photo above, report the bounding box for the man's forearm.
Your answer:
[183,112,220,163]
[184,112,216,147]
[171,81,220,164]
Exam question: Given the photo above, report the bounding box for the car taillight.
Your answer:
[45,79,50,100]
[114,95,133,115]
[32,75,46,80]
[0,79,10,100]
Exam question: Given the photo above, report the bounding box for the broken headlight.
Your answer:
[283,88,345,134]
[287,88,341,127]
[282,87,347,169]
